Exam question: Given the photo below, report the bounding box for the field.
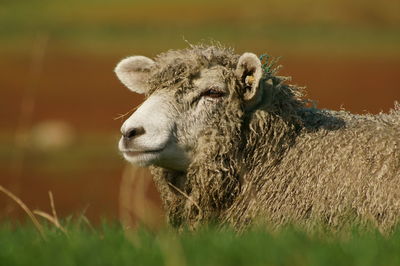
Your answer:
[2,222,400,266]
[1,0,400,264]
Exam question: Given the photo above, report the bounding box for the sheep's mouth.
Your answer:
[122,148,164,157]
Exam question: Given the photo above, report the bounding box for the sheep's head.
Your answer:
[115,46,264,172]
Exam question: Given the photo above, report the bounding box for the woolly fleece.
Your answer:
[132,44,399,233]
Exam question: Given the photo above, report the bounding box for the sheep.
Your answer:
[115,44,400,233]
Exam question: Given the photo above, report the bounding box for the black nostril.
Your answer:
[123,127,145,140]
[126,128,137,139]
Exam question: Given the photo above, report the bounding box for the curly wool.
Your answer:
[147,45,400,233]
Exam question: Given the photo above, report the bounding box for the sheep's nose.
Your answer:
[122,126,145,140]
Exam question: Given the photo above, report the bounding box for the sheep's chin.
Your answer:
[123,146,190,172]
[123,150,162,167]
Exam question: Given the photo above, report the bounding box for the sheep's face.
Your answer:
[115,51,263,172]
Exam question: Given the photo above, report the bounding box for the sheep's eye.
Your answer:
[201,89,225,99]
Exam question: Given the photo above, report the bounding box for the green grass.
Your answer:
[1,221,400,266]
[1,0,399,57]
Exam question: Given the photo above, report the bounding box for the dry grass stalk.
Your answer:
[79,215,96,233]
[167,182,202,217]
[114,103,143,121]
[0,185,46,239]
[33,210,68,235]
[33,191,68,236]
[48,191,58,223]
[0,186,70,238]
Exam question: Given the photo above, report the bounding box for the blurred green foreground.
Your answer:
[1,222,400,266]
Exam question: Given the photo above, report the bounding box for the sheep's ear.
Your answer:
[114,56,155,94]
[235,53,263,106]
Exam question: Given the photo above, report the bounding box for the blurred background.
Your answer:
[1,0,399,225]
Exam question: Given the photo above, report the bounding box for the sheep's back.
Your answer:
[226,108,400,232]
[263,110,399,231]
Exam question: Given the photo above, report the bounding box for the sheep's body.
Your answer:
[226,108,400,231]
[115,44,400,232]
[151,104,400,232]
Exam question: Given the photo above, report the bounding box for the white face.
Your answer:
[118,67,228,171]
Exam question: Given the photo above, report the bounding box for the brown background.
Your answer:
[1,0,399,225]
